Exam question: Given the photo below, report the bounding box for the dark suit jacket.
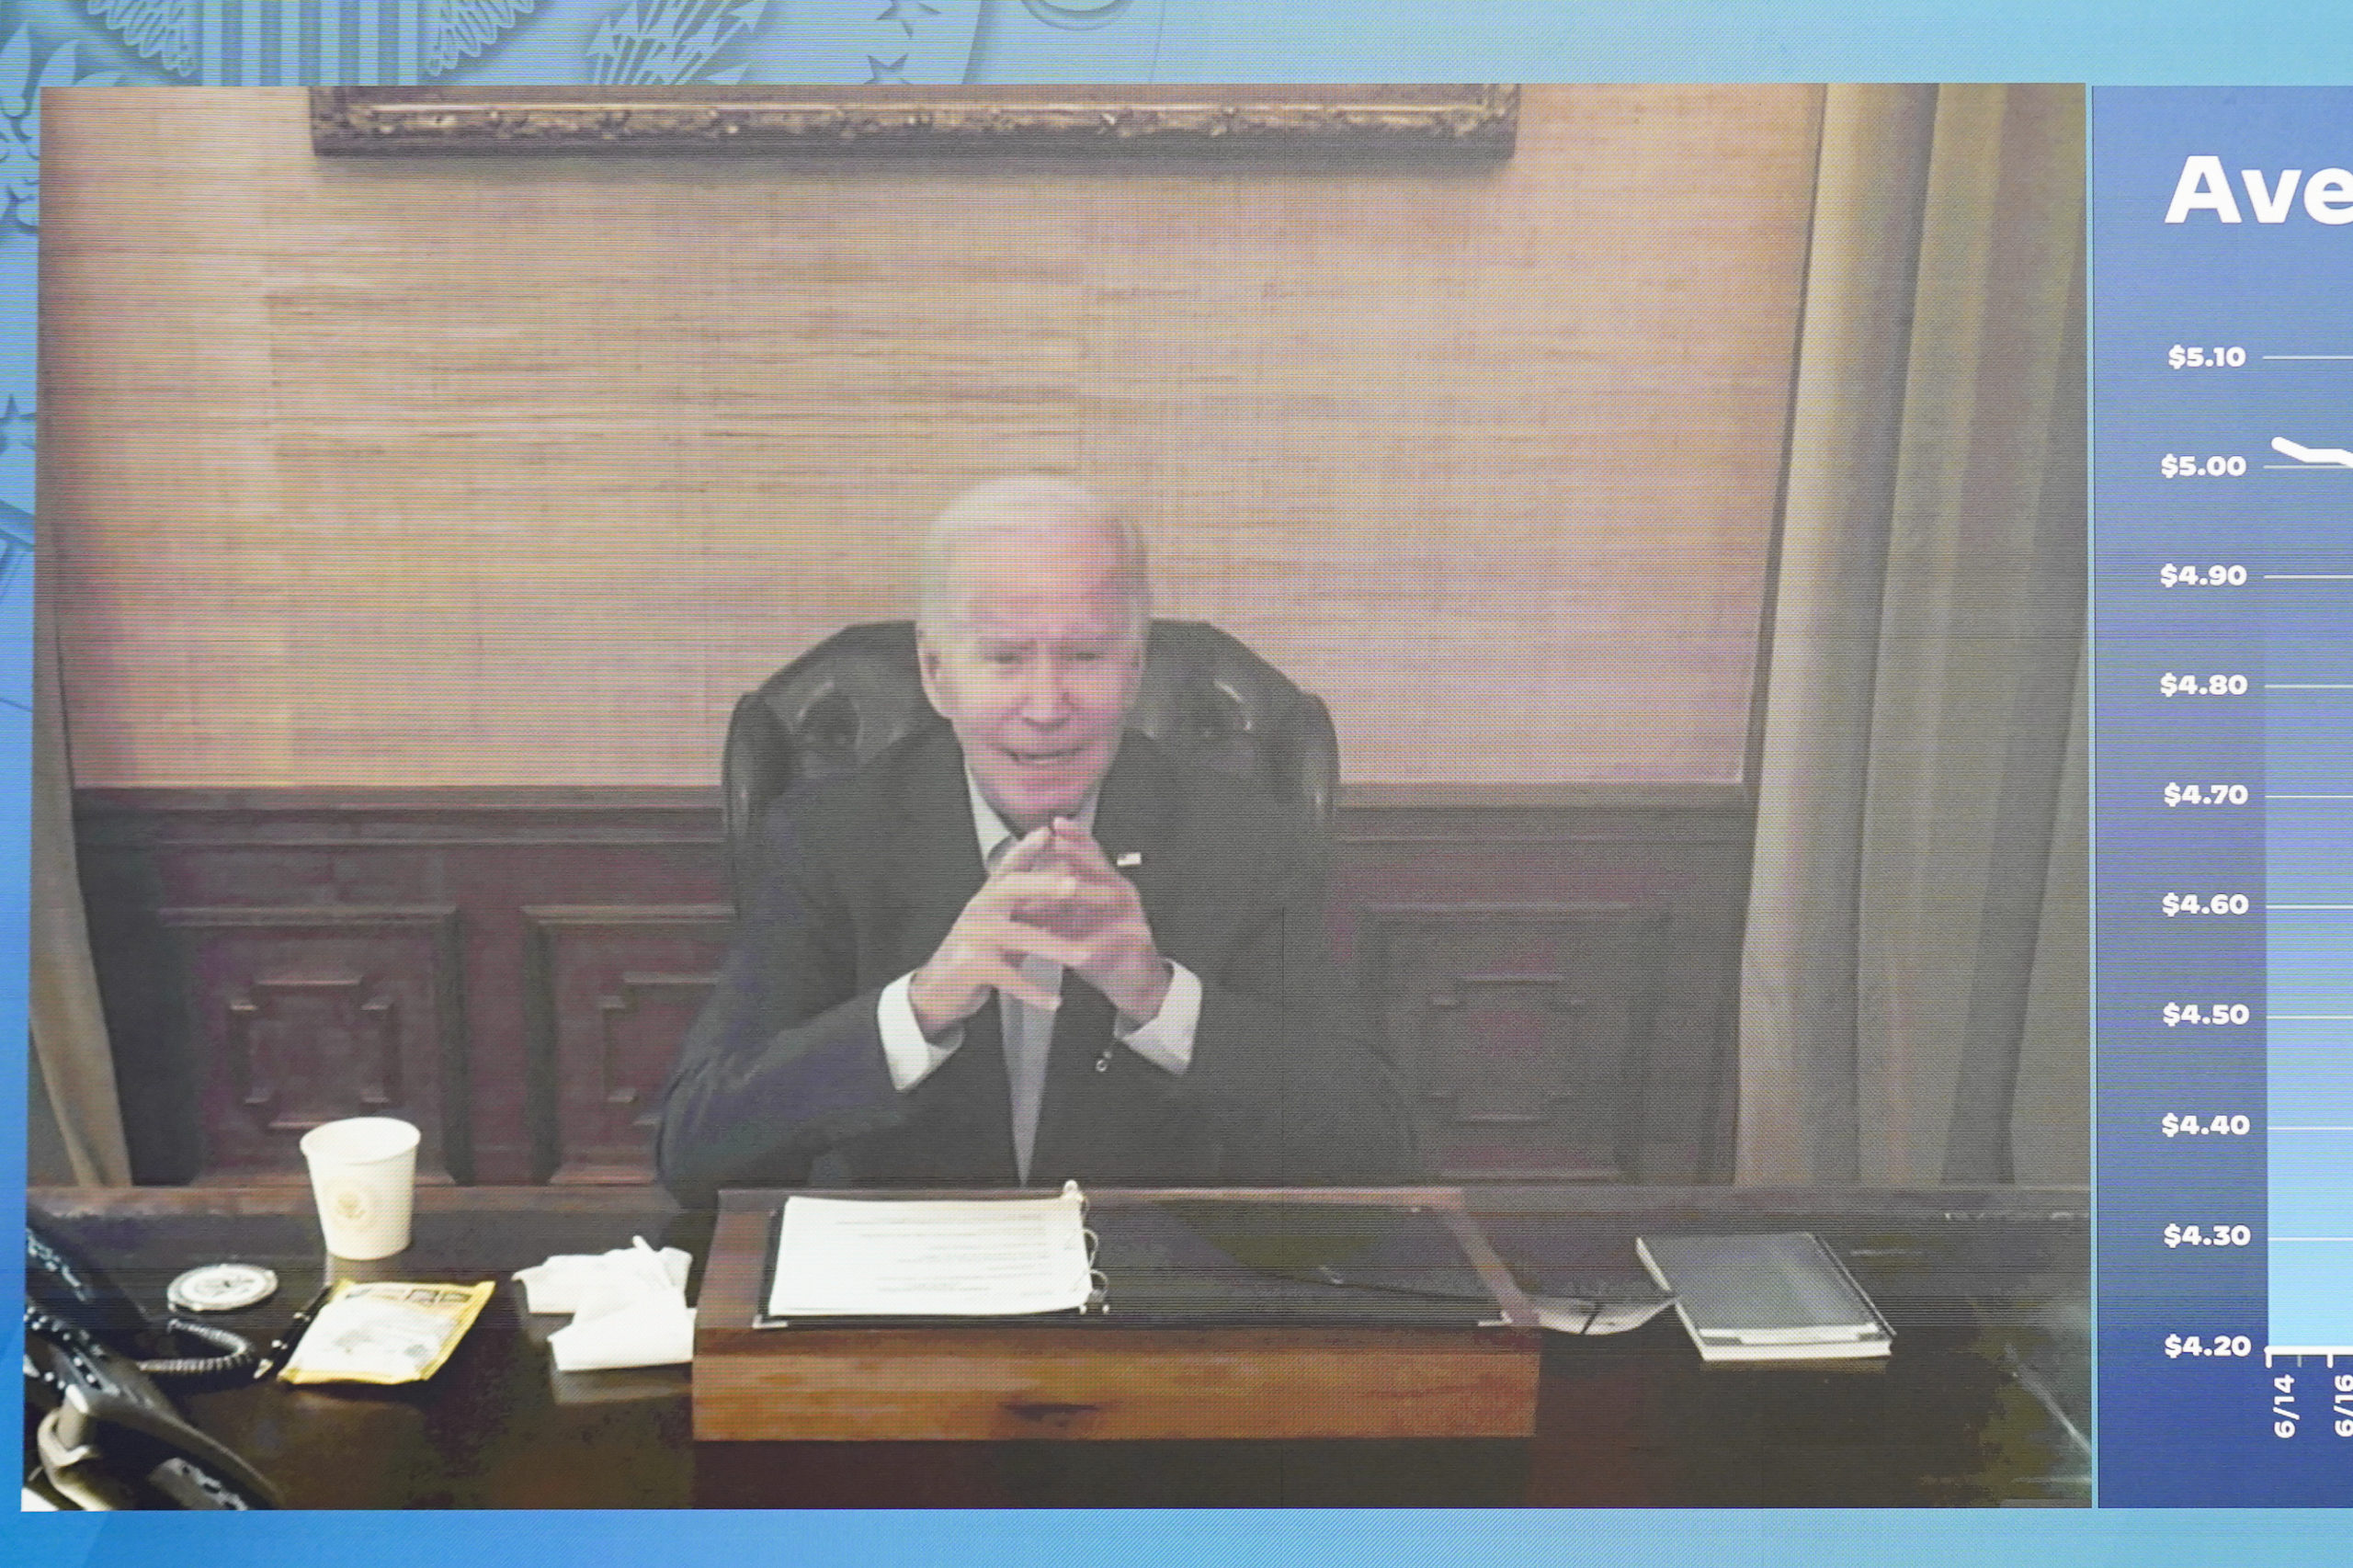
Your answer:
[656,722,1417,1204]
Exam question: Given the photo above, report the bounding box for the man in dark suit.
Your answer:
[656,477,1415,1203]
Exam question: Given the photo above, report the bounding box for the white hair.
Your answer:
[915,474,1151,640]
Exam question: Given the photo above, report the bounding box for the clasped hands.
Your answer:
[906,817,1172,1041]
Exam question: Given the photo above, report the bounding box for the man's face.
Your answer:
[918,524,1143,834]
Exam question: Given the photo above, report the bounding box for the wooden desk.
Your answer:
[25,1185,2088,1508]
[697,1187,1540,1444]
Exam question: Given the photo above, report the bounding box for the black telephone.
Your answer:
[23,1221,282,1509]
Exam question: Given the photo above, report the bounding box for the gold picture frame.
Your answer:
[309,84,1518,156]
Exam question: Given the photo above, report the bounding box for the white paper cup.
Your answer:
[298,1117,420,1259]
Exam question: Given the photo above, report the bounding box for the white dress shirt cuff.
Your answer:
[1115,960,1201,1075]
[878,971,961,1092]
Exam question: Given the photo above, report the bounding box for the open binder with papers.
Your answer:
[760,1181,1104,1323]
[755,1183,1518,1331]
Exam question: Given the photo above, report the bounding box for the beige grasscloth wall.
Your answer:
[40,85,1820,790]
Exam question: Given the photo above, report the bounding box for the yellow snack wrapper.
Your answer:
[278,1280,496,1386]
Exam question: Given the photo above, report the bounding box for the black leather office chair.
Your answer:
[722,619,1339,904]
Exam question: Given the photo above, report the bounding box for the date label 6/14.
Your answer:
[2266,1373,2353,1439]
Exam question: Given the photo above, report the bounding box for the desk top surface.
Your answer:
[27,1183,2089,1508]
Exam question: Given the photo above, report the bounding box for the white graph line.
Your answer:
[2273,436,2353,466]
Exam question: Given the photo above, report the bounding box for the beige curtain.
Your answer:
[1739,85,2087,1186]
[30,549,132,1185]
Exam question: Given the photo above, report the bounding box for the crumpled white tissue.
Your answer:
[515,1239,689,1315]
[516,1237,696,1372]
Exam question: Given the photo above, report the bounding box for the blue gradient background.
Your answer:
[6,5,2353,1563]
[2089,84,2353,1504]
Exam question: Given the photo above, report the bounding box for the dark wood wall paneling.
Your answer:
[75,787,1751,1187]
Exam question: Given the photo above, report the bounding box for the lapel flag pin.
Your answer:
[1115,850,1143,869]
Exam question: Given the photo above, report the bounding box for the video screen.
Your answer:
[1,5,2343,1561]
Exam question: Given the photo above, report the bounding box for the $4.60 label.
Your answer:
[2162,892,2251,916]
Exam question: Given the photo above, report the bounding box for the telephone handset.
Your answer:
[24,1220,282,1509]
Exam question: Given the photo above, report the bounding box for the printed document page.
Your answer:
[767,1185,1096,1318]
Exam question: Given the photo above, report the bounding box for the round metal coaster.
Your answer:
[167,1262,279,1313]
